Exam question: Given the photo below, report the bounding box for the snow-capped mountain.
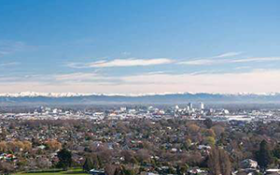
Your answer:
[0,92,280,105]
[0,92,92,98]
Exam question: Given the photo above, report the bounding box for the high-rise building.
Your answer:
[200,102,204,110]
[188,102,193,109]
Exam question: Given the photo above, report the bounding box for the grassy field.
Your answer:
[14,169,88,175]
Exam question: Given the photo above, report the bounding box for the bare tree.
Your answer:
[208,147,231,175]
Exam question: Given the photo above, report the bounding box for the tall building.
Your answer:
[188,102,193,109]
[200,102,205,110]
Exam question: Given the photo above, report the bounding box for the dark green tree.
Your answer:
[57,148,72,170]
[123,168,136,175]
[176,165,188,175]
[97,155,103,168]
[256,140,272,171]
[273,143,280,159]
[204,118,213,129]
[83,157,94,172]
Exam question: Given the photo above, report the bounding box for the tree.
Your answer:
[273,143,280,159]
[83,157,94,172]
[114,166,123,175]
[204,118,213,129]
[22,141,32,152]
[208,147,231,175]
[105,164,116,175]
[57,148,72,170]
[203,129,216,138]
[188,124,200,133]
[206,136,215,146]
[123,168,136,175]
[113,166,136,175]
[136,149,150,164]
[176,164,188,175]
[37,157,52,169]
[0,141,7,153]
[0,161,15,175]
[45,140,62,151]
[211,125,225,138]
[256,140,272,171]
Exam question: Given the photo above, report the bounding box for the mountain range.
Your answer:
[1,92,280,105]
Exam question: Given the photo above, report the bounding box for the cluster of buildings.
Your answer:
[1,103,280,123]
[0,103,280,174]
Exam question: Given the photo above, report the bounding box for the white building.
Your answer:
[200,102,205,110]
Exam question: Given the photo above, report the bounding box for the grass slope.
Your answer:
[14,169,88,175]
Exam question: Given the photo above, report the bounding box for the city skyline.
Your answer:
[1,0,280,94]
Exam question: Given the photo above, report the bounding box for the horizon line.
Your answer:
[0,91,279,98]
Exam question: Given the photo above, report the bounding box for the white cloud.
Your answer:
[179,59,218,65]
[68,58,174,68]
[0,40,29,57]
[232,57,280,63]
[179,56,280,66]
[234,66,251,70]
[122,52,131,56]
[215,52,242,58]
[178,52,242,65]
[54,72,116,83]
[0,51,10,56]
[0,62,20,67]
[54,72,99,81]
[66,63,89,69]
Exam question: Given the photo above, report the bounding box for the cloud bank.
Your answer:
[0,69,280,94]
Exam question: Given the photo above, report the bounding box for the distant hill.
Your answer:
[1,92,280,105]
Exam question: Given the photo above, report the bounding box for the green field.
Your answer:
[14,169,89,175]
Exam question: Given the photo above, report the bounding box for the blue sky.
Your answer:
[1,0,280,94]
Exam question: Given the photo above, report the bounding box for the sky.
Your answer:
[1,0,280,94]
